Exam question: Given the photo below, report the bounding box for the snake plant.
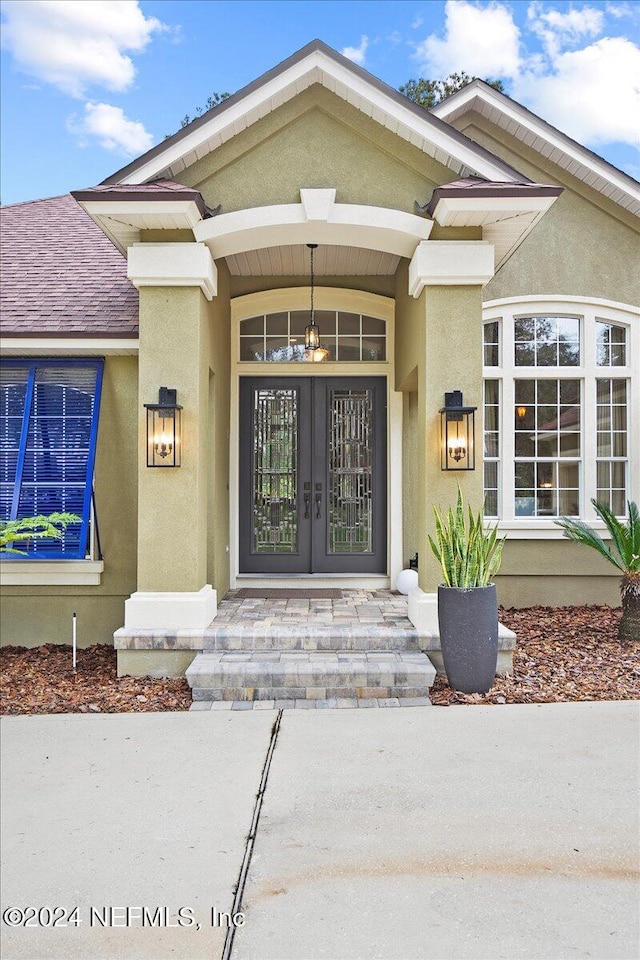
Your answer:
[428,487,505,588]
[555,499,639,643]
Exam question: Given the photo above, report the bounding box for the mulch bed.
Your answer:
[1,606,638,715]
[430,605,640,705]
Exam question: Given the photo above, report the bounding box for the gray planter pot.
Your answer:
[437,584,499,693]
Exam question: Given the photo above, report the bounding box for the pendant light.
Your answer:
[304,244,328,362]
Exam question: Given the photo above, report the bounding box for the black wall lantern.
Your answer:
[439,390,477,471]
[144,387,182,467]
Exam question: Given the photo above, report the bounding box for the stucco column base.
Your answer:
[124,584,217,630]
[408,586,516,676]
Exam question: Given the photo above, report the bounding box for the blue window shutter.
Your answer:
[0,359,104,559]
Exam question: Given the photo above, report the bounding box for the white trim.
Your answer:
[431,195,560,270]
[433,83,640,217]
[436,195,556,221]
[0,560,104,586]
[124,584,217,629]
[79,198,203,226]
[76,198,205,255]
[484,295,640,319]
[127,242,217,300]
[0,339,138,356]
[235,575,391,589]
[229,287,401,588]
[231,286,394,322]
[409,241,495,297]
[119,49,520,186]
[193,191,433,260]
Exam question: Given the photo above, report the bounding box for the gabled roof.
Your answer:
[0,195,138,337]
[101,40,527,187]
[432,80,640,218]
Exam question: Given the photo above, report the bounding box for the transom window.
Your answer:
[514,315,580,366]
[482,300,635,524]
[239,311,386,362]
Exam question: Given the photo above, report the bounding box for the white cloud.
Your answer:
[341,35,368,65]
[527,1,604,58]
[68,101,154,155]
[513,36,640,147]
[414,0,521,79]
[1,0,166,97]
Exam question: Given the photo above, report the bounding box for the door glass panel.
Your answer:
[328,388,373,554]
[253,388,298,554]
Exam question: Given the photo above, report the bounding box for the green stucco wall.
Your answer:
[206,261,231,597]
[450,115,640,306]
[1,357,139,646]
[179,86,454,214]
[395,263,485,592]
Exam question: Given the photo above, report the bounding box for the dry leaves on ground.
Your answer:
[1,606,638,714]
[430,605,640,705]
[0,643,191,715]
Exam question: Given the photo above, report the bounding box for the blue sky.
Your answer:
[1,0,639,205]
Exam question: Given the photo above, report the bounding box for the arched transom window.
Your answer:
[239,310,387,362]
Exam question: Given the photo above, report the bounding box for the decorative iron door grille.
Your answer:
[239,377,386,574]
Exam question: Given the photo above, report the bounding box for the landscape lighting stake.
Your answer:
[72,611,77,673]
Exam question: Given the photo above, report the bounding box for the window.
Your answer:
[514,315,580,366]
[0,359,104,559]
[596,321,626,367]
[482,300,635,526]
[239,311,386,361]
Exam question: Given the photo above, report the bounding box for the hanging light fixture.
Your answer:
[304,243,328,362]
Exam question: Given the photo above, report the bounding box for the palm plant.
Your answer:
[0,513,81,555]
[555,500,640,644]
[428,487,505,588]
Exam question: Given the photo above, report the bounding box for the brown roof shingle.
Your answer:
[0,194,138,338]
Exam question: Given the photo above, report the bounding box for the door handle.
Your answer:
[315,493,322,519]
[303,491,310,519]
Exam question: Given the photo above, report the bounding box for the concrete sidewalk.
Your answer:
[0,711,274,960]
[234,702,640,960]
[1,703,638,960]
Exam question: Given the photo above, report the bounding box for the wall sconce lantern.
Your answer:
[144,387,182,467]
[440,390,477,471]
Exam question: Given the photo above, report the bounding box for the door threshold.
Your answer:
[234,575,391,590]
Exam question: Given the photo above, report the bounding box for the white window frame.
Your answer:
[482,296,639,539]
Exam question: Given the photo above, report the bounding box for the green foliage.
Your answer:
[428,487,505,588]
[164,92,232,138]
[0,513,82,555]
[399,73,504,110]
[555,500,640,575]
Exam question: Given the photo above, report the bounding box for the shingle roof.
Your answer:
[0,194,138,337]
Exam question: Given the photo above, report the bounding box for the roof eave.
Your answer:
[100,40,528,188]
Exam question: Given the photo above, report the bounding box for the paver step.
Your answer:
[186,651,436,702]
[115,623,420,652]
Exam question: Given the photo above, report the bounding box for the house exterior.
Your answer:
[1,40,638,678]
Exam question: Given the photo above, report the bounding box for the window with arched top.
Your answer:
[482,298,637,526]
[239,310,387,362]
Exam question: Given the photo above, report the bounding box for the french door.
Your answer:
[239,377,387,573]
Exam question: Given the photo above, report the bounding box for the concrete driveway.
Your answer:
[2,702,638,960]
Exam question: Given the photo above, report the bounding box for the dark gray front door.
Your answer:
[239,377,387,573]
